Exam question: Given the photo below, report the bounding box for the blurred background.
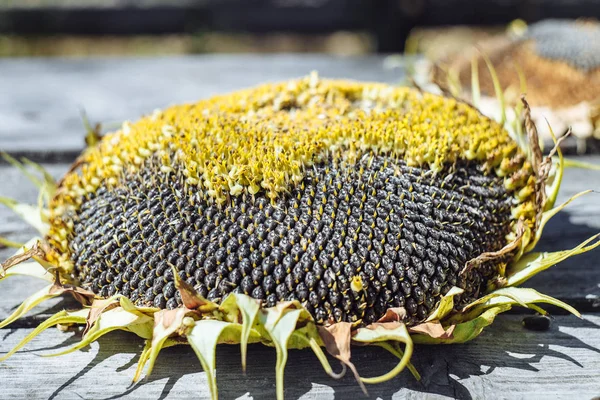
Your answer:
[1,0,600,58]
[3,0,600,155]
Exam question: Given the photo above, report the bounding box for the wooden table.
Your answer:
[1,56,599,400]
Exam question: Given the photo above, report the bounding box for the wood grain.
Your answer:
[1,314,599,400]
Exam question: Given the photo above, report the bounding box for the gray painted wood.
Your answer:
[1,56,600,399]
[0,56,403,157]
[1,314,599,400]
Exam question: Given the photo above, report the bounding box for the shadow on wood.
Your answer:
[17,313,596,400]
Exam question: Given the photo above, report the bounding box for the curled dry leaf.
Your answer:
[376,307,408,323]
[522,96,550,235]
[461,218,526,275]
[48,271,95,306]
[173,267,218,313]
[317,322,367,395]
[0,241,45,277]
[83,298,121,335]
[154,307,191,336]
[363,320,454,341]
[408,321,455,339]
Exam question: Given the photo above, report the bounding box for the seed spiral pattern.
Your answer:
[70,154,512,325]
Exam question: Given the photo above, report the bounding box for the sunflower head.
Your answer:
[1,74,597,400]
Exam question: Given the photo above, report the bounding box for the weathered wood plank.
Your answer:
[1,314,599,399]
[0,56,595,160]
[0,56,402,157]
